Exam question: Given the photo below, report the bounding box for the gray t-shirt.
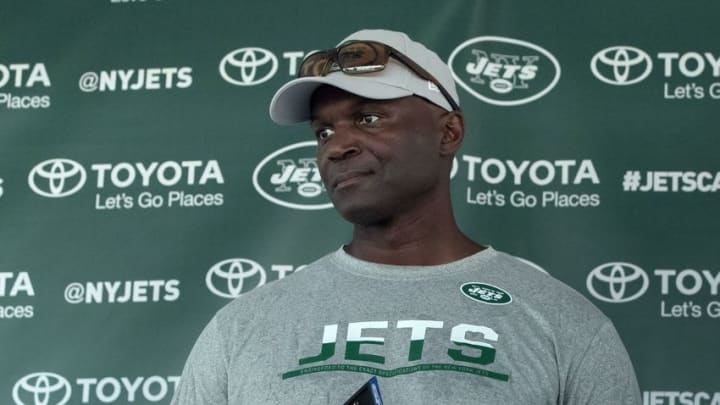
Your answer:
[171,247,641,404]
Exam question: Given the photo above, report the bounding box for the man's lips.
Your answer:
[330,170,373,190]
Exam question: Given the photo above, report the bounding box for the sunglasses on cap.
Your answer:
[297,40,461,111]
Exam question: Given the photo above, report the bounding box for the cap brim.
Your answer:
[269,74,413,125]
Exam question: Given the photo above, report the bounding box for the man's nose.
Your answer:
[325,125,362,162]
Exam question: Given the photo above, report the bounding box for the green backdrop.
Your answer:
[1,1,718,404]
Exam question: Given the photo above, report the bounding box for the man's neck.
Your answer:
[345,209,484,266]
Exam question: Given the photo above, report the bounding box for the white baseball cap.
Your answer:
[269,29,460,125]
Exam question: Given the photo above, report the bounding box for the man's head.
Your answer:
[269,29,464,225]
[269,29,460,124]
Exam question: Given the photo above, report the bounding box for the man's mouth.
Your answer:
[331,170,373,190]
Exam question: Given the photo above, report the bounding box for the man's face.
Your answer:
[310,86,449,225]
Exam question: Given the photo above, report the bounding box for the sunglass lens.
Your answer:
[300,52,331,77]
[337,43,378,69]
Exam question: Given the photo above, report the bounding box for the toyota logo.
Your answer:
[13,372,71,405]
[219,47,278,86]
[206,258,267,298]
[590,46,653,86]
[28,158,87,198]
[586,262,649,303]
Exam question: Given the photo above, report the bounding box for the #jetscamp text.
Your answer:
[644,390,720,405]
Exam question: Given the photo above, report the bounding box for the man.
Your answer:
[172,29,641,404]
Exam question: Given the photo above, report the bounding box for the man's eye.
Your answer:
[358,114,380,126]
[316,128,335,140]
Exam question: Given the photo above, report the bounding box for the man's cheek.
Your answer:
[316,160,329,184]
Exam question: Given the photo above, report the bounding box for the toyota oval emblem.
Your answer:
[28,158,87,198]
[13,372,71,405]
[219,47,278,86]
[590,46,653,86]
[586,262,649,303]
[206,258,267,299]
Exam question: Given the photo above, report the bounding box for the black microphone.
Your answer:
[343,376,384,405]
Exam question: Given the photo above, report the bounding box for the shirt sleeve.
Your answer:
[170,316,229,405]
[563,320,642,405]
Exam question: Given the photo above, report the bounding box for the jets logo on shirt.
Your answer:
[461,282,512,305]
[282,320,510,383]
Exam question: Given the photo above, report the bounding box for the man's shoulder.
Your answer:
[489,250,609,324]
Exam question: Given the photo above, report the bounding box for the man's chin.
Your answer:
[334,200,390,226]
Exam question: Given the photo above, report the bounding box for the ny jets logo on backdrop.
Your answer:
[448,36,561,106]
[252,141,332,210]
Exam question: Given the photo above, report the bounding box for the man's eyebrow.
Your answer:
[309,98,392,123]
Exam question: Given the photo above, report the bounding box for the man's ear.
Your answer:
[439,112,465,157]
